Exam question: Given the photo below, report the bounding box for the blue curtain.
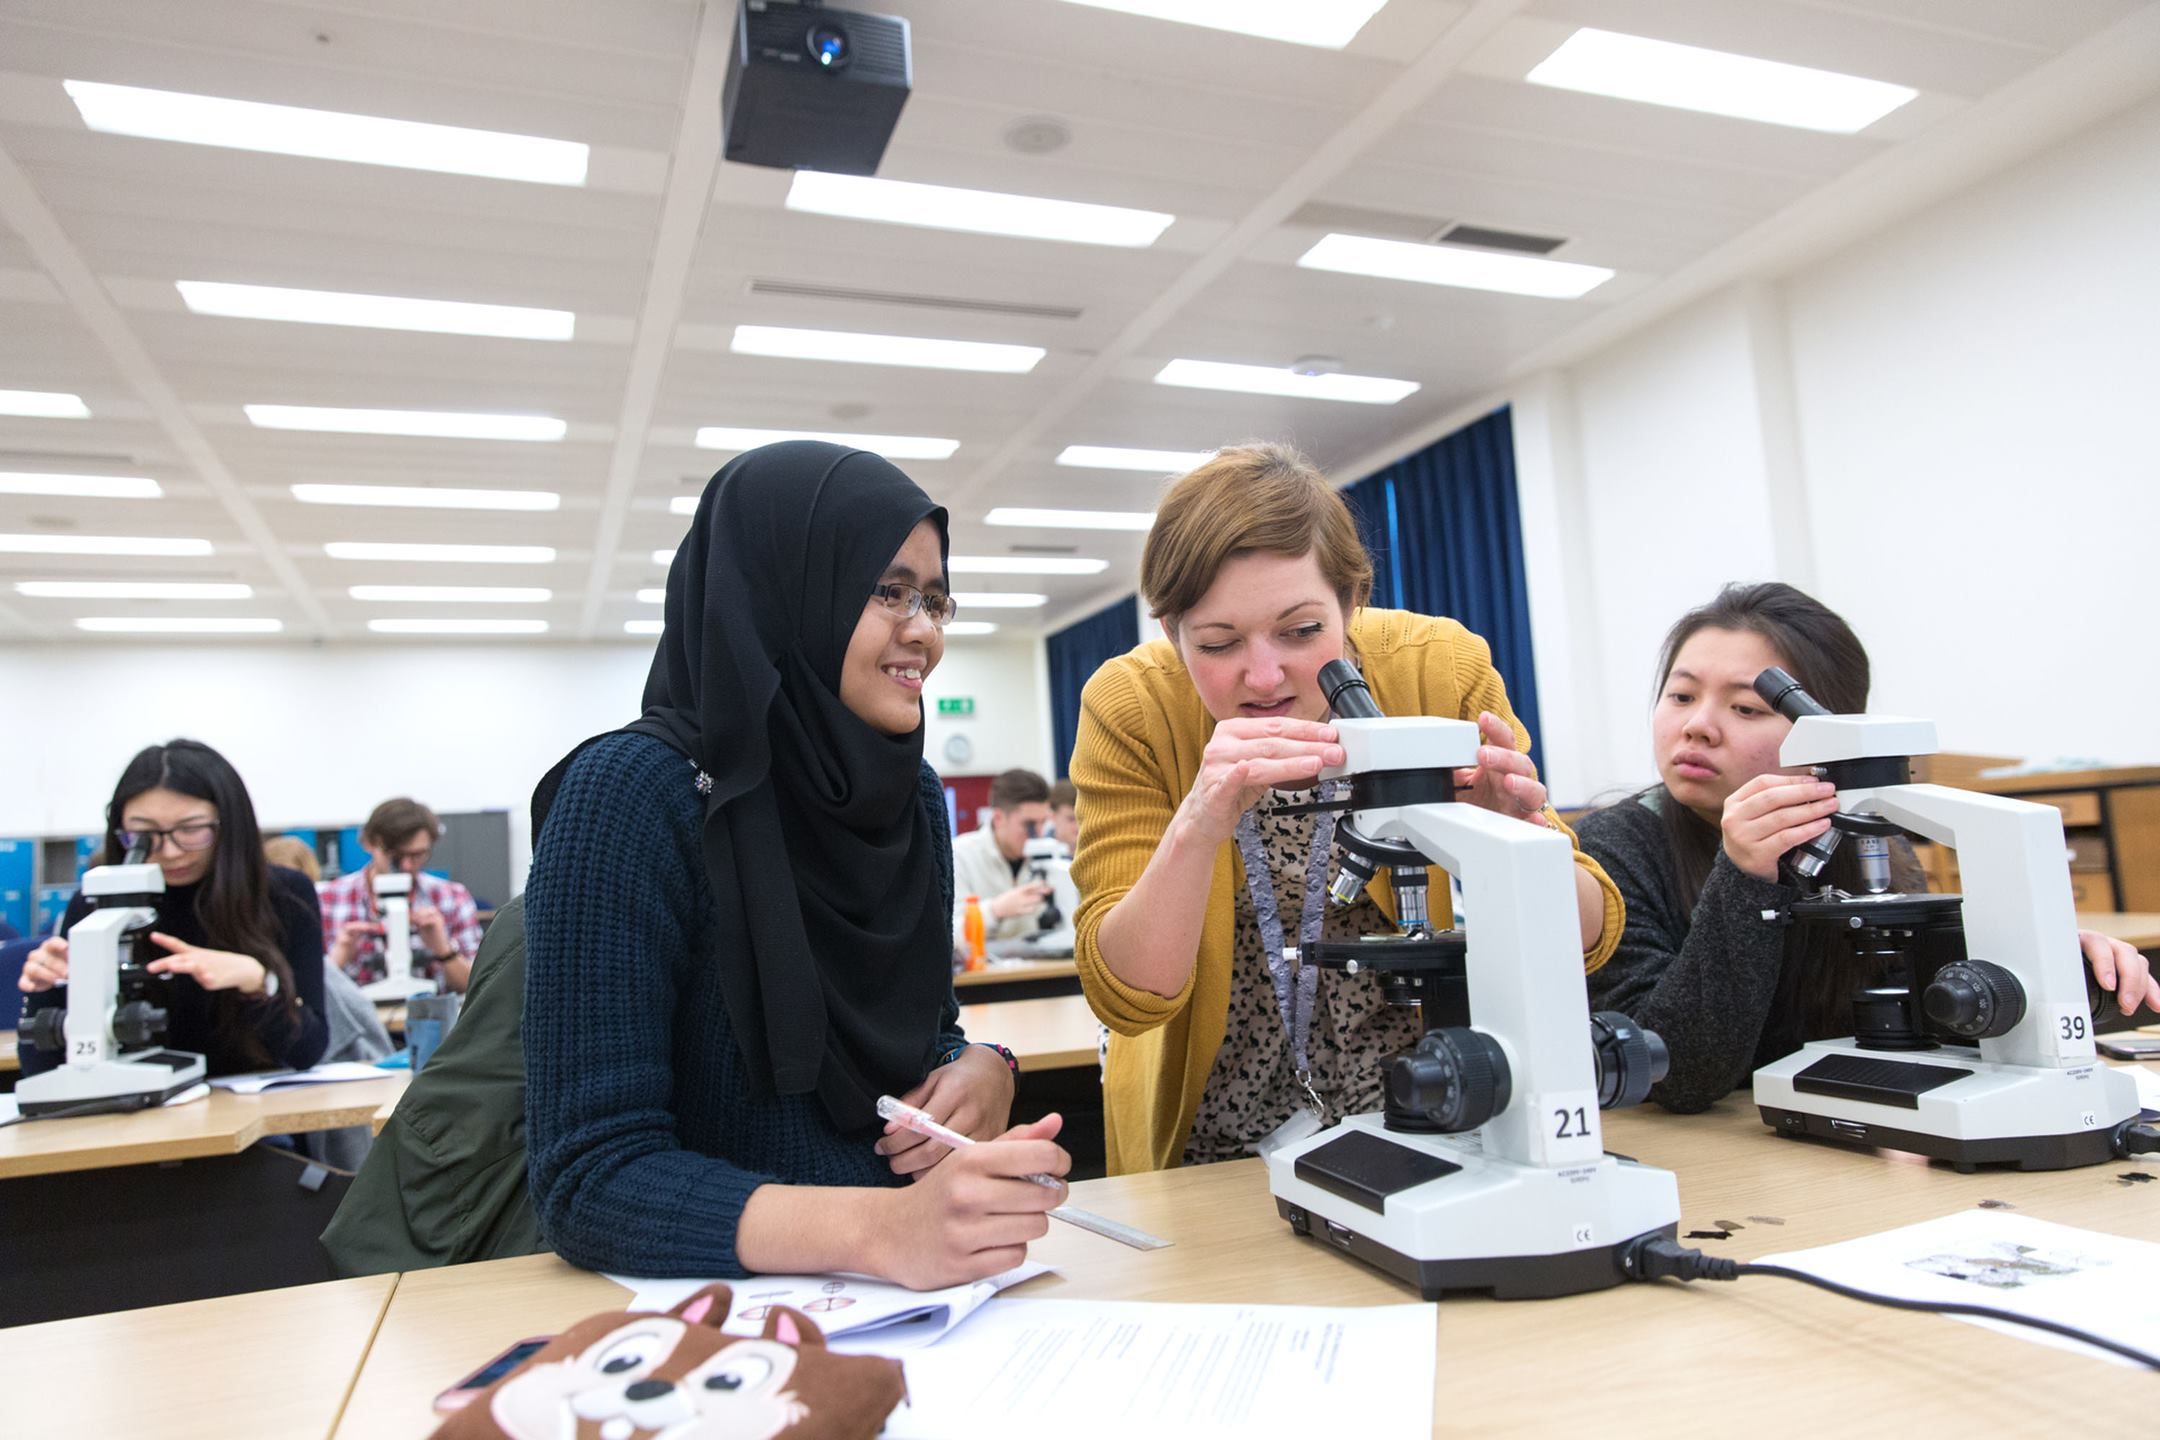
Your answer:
[1046,594,1138,778]
[1348,406,1542,757]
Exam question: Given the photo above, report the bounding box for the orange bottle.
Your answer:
[962,894,987,971]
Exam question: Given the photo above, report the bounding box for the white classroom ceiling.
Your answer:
[0,0,2155,642]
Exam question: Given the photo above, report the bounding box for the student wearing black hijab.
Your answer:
[523,441,1068,1289]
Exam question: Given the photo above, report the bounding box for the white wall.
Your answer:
[921,636,1054,781]
[1517,91,2160,802]
[0,632,1052,884]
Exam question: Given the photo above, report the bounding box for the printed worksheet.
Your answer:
[1756,1209,2160,1367]
[883,1299,1437,1439]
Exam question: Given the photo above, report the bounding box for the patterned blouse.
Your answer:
[1182,786,1427,1165]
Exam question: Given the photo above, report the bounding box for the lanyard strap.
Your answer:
[1232,780,1343,1079]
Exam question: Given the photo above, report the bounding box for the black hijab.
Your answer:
[534,440,952,1132]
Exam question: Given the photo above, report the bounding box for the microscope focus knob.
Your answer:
[113,999,169,1051]
[1388,1027,1511,1133]
[1922,959,2026,1040]
[1589,1011,1669,1110]
[23,1006,67,1054]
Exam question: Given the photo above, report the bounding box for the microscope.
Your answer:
[1747,667,2142,1170]
[1265,661,1681,1299]
[15,842,207,1117]
[1021,834,1079,944]
[358,869,438,1002]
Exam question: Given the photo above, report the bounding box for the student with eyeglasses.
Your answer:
[508,440,1065,1288]
[17,738,329,1076]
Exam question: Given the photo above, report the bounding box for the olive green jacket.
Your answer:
[319,897,544,1276]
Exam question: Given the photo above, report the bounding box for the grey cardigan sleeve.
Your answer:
[1577,801,1799,1114]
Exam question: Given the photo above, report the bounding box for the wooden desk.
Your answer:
[957,993,1100,1072]
[0,1073,410,1179]
[0,1031,16,1075]
[2082,911,2160,951]
[3,1273,396,1439]
[955,958,1076,988]
[330,1094,2155,1438]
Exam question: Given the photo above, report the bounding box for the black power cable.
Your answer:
[1623,1234,2160,1371]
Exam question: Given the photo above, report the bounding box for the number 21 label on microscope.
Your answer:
[1533,1089,1602,1167]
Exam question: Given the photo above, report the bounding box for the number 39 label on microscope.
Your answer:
[2049,1006,2093,1058]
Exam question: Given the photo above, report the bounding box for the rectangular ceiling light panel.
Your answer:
[1525,29,1918,133]
[0,533,211,556]
[985,507,1155,531]
[0,390,90,418]
[732,325,1044,373]
[324,542,555,564]
[0,473,162,499]
[947,555,1108,576]
[178,281,574,340]
[1153,359,1417,404]
[693,426,959,460]
[787,171,1172,247]
[247,406,566,441]
[1058,1,1388,50]
[292,483,560,511]
[1297,233,1612,299]
[1054,445,1214,472]
[20,581,250,599]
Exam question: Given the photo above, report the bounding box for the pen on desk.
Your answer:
[875,1094,1064,1190]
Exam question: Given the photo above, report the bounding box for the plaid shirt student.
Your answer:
[319,868,484,985]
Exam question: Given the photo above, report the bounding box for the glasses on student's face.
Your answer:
[390,842,434,873]
[119,822,219,855]
[869,582,959,630]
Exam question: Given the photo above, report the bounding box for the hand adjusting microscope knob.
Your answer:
[1388,1027,1511,1133]
[1921,959,2027,1040]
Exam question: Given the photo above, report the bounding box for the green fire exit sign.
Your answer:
[936,696,975,716]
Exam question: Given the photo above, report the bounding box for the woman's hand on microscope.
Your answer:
[1454,711,1552,827]
[1721,773,1840,883]
[17,936,67,991]
[144,933,270,995]
[1177,717,1344,845]
[2080,930,2160,1017]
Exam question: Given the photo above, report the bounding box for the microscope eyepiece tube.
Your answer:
[1752,665,1831,721]
[1317,658,1384,720]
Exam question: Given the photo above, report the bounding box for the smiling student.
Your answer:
[1067,443,1622,1174]
[1576,582,2159,1113]
[18,739,329,1076]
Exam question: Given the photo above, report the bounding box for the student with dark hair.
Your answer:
[951,767,1056,943]
[17,738,328,1075]
[1047,778,1079,854]
[1577,582,2158,1113]
[522,441,1066,1288]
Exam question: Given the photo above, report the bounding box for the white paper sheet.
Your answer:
[207,1061,399,1093]
[1755,1209,2160,1367]
[882,1299,1437,1439]
[2127,1063,2160,1111]
[605,1261,1051,1353]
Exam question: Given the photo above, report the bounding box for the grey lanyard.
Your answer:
[1232,779,1344,1095]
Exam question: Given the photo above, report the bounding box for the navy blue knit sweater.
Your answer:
[523,731,965,1277]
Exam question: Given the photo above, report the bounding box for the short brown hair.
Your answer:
[1140,442,1373,625]
[987,769,1050,812]
[363,797,441,850]
[1048,778,1076,811]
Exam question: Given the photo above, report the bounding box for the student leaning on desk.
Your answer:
[16,738,329,1075]
[519,441,1067,1289]
[1576,582,2160,1113]
[1069,443,1622,1175]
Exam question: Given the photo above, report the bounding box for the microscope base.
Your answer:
[15,1049,208,1118]
[360,974,439,1003]
[1265,1113,1681,1300]
[1754,1038,2139,1172]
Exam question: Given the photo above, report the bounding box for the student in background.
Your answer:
[523,441,1066,1289]
[263,834,321,883]
[952,768,1056,943]
[320,798,482,993]
[17,738,328,1075]
[1070,444,1621,1174]
[1576,582,2159,1113]
[1048,778,1080,854]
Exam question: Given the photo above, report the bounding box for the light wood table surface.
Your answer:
[0,1073,410,1179]
[0,1031,15,1074]
[3,1273,397,1439]
[957,992,1100,1071]
[953,957,1077,988]
[332,1090,2156,1439]
[2083,911,2160,950]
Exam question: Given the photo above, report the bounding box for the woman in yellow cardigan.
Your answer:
[1070,443,1622,1175]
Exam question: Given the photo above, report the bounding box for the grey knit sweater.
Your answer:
[1575,792,1802,1113]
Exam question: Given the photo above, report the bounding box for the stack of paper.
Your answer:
[208,1061,399,1093]
[608,1262,1051,1353]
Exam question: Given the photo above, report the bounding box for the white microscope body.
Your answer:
[1748,669,2139,1170]
[359,869,438,1002]
[1021,834,1080,950]
[1264,664,1680,1299]
[15,857,207,1116]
